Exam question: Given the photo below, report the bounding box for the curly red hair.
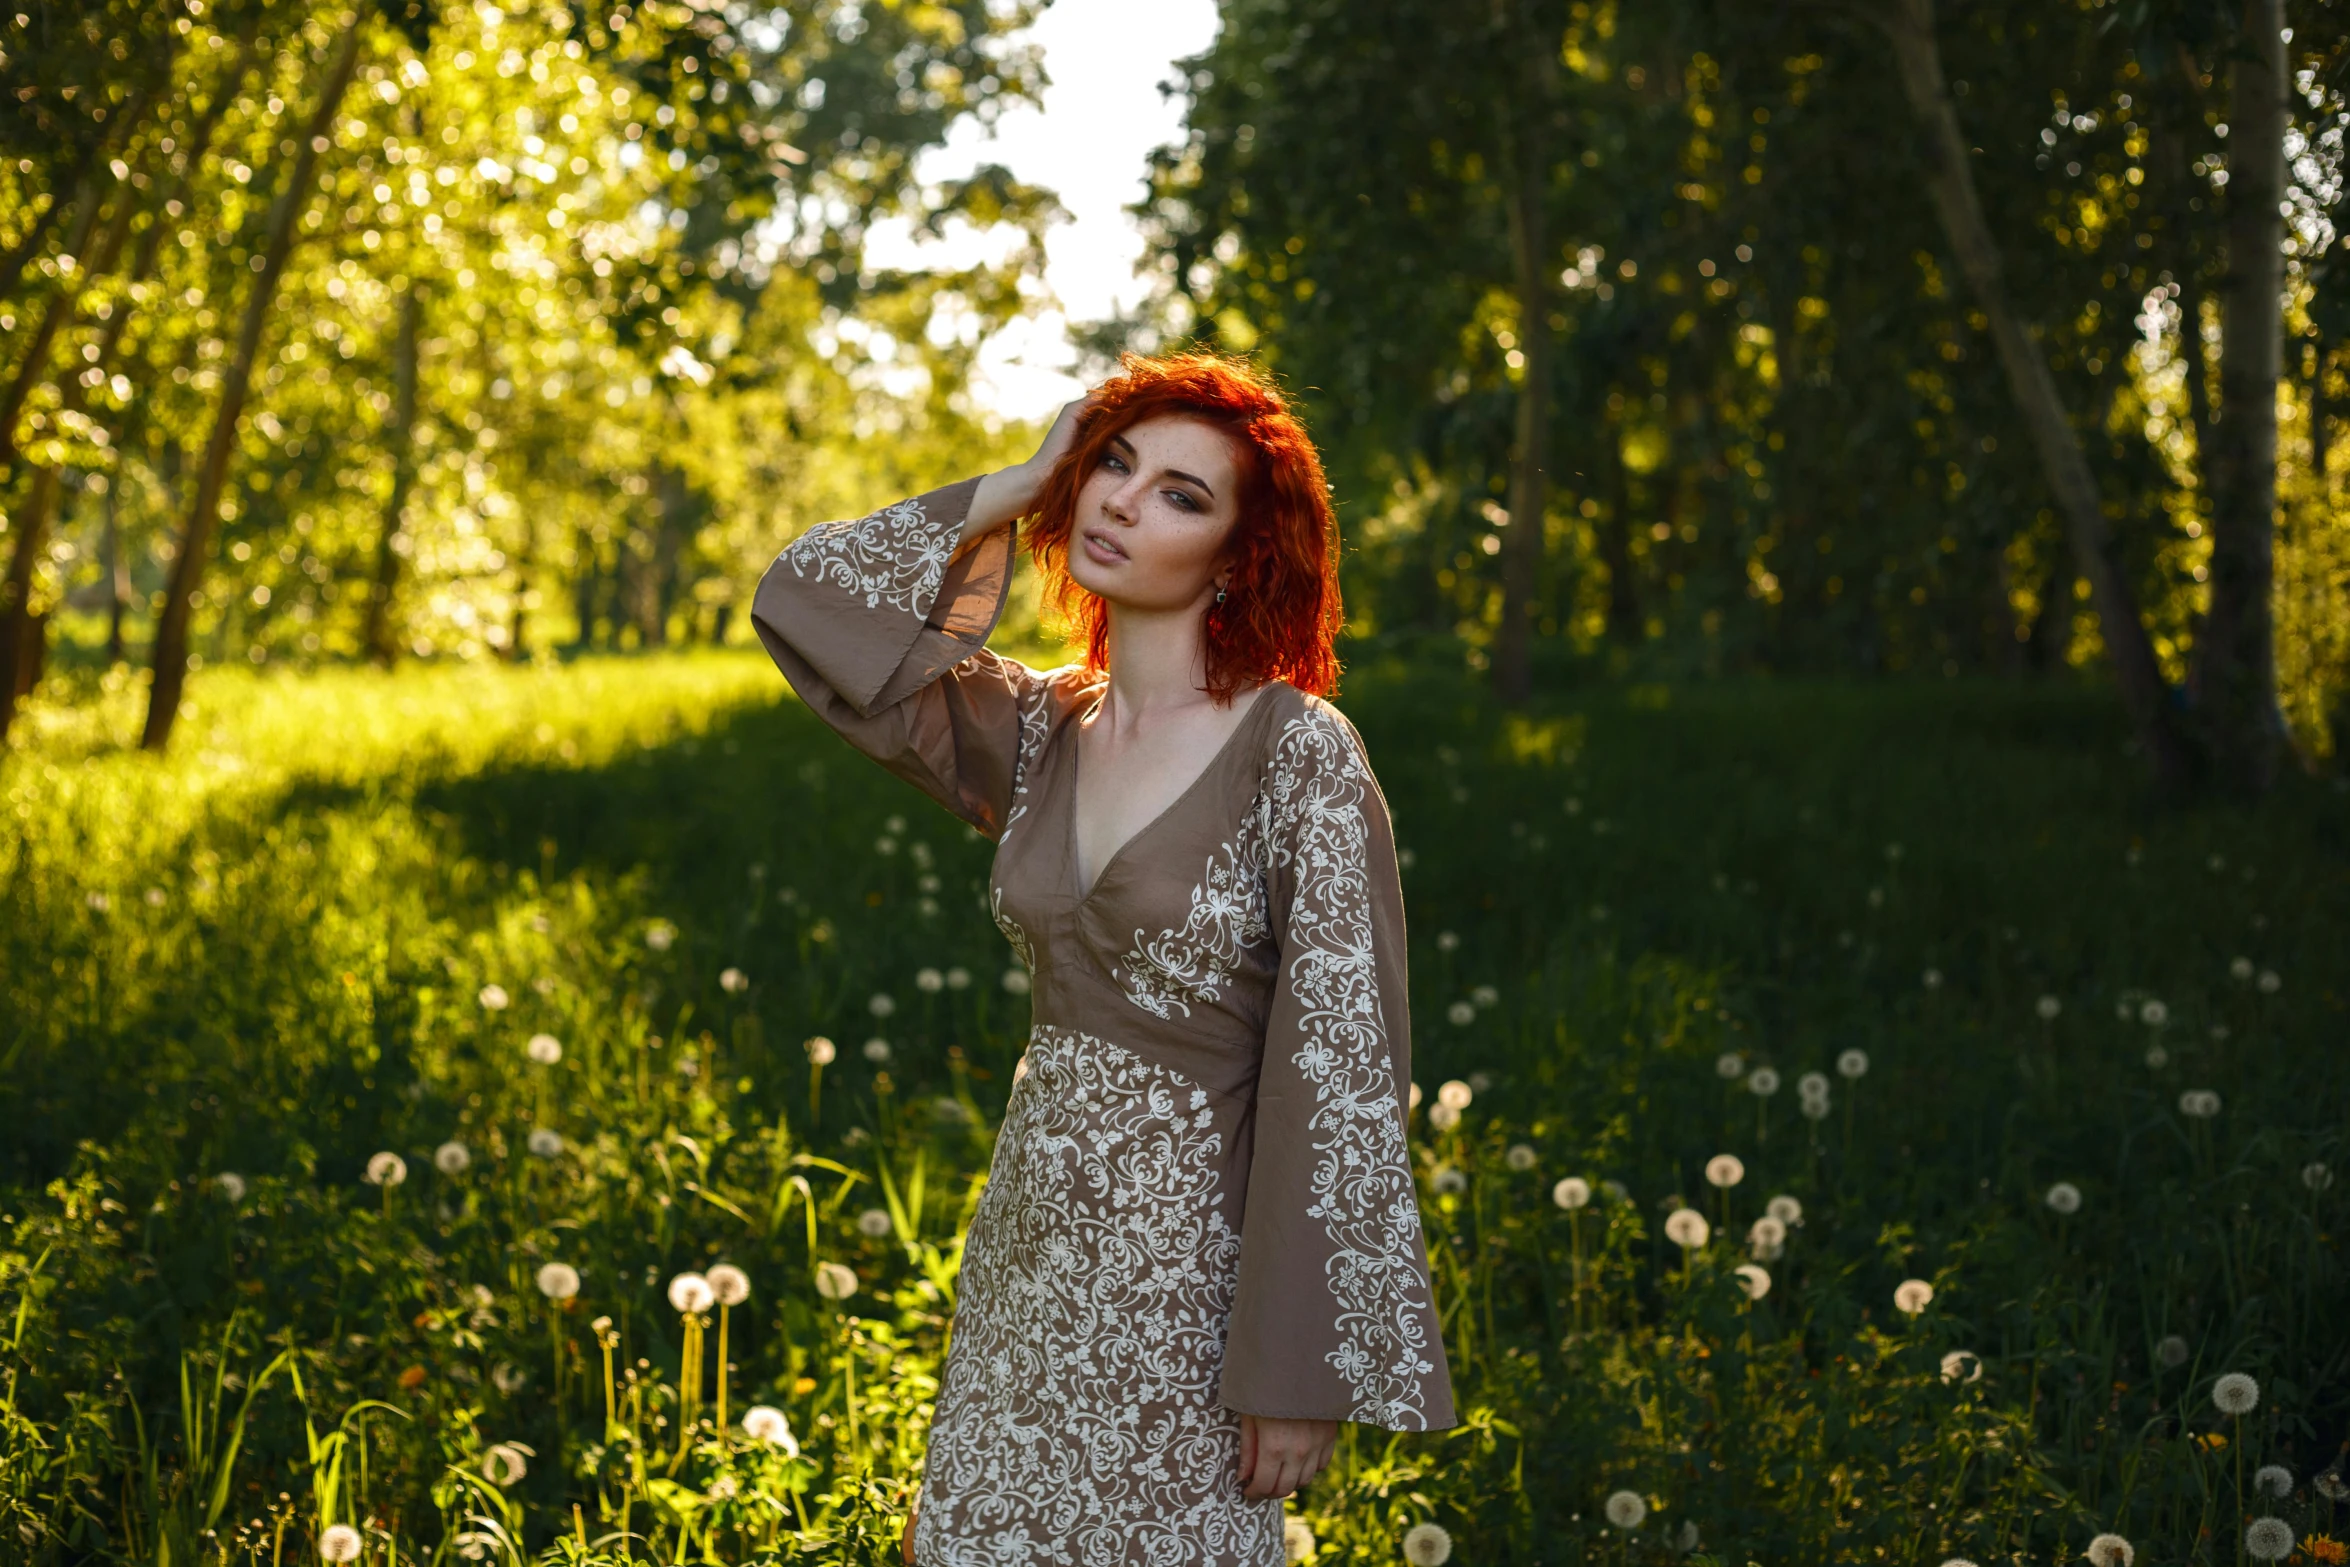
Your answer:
[1023,352,1343,702]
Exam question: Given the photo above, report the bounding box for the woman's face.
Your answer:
[1064,413,1243,614]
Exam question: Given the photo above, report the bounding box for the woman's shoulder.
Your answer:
[1252,681,1376,777]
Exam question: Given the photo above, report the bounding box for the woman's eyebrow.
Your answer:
[1163,468,1216,499]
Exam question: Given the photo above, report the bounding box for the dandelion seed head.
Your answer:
[2156,1334,2190,1368]
[525,1033,562,1065]
[1505,1143,1538,1172]
[2257,969,2280,993]
[644,920,675,951]
[1735,1263,1771,1299]
[706,1264,750,1306]
[1716,1051,1746,1079]
[1922,967,1943,989]
[2085,1532,2135,1567]
[2037,995,2062,1019]
[2230,956,2254,980]
[2314,1466,2349,1501]
[1427,1102,1461,1132]
[1408,1081,1422,1111]
[2045,1181,2082,1215]
[1283,1517,1317,1563]
[1001,967,1031,995]
[1797,1071,1830,1101]
[719,967,747,994]
[1602,1179,1631,1204]
[859,1037,892,1064]
[1401,1522,1452,1566]
[481,1443,529,1487]
[1894,1278,1934,1314]
[2144,1045,2170,1070]
[1432,1165,1468,1196]
[1437,1079,1473,1111]
[1553,1177,1592,1211]
[318,1524,363,1562]
[2139,999,2168,1026]
[1837,1048,1869,1080]
[2212,1372,2261,1415]
[144,886,167,907]
[1704,1153,1746,1189]
[915,967,943,993]
[2304,1161,2335,1192]
[742,1405,797,1454]
[1470,984,1499,1008]
[1445,1000,1476,1026]
[667,1271,715,1314]
[2178,1089,2221,1119]
[1800,1093,1832,1120]
[2245,1519,2294,1561]
[804,1035,836,1066]
[364,1152,407,1187]
[1767,1195,1803,1226]
[2254,1464,2293,1500]
[1748,1215,1786,1255]
[1435,930,1460,953]
[868,992,896,1017]
[1940,1350,1983,1384]
[216,1172,247,1202]
[535,1262,580,1301]
[1604,1490,1647,1530]
[856,1207,892,1238]
[1747,1067,1781,1096]
[86,891,110,913]
[1664,1208,1711,1248]
[814,1261,858,1300]
[527,1128,562,1158]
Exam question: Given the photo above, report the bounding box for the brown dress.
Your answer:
[751,477,1456,1566]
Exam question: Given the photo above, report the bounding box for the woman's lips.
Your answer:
[1081,530,1128,564]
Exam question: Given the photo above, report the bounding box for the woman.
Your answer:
[752,353,1454,1566]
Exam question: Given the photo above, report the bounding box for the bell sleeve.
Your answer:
[1218,701,1457,1431]
[749,476,1042,838]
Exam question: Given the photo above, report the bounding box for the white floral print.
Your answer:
[1116,794,1274,1019]
[782,495,958,614]
[987,662,1058,975]
[913,1026,1282,1567]
[1262,708,1442,1428]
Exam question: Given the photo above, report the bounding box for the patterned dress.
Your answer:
[751,477,1456,1566]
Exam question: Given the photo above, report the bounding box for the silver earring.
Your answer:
[1214,584,1228,606]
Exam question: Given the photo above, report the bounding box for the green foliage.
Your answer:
[1141,0,2350,750]
[1,652,2343,1562]
[0,0,1050,701]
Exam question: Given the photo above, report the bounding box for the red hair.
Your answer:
[1023,352,1343,702]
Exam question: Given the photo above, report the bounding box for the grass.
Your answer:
[1,647,2344,1565]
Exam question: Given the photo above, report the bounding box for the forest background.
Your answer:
[1,0,2348,791]
[4,3,2350,1564]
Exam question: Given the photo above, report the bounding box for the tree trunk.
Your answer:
[104,474,127,664]
[2191,0,2287,792]
[143,19,364,752]
[0,464,61,730]
[364,283,423,666]
[1492,0,1557,706]
[1881,0,2193,788]
[1600,427,1641,643]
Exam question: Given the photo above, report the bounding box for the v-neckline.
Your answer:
[1066,682,1280,906]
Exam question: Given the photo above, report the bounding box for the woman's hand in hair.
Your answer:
[964,395,1091,545]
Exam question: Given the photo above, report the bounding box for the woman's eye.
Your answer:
[1101,453,1129,473]
[1165,490,1197,511]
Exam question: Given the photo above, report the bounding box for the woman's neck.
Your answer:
[1097,599,1221,724]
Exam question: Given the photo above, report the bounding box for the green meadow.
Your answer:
[1,652,2343,1565]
